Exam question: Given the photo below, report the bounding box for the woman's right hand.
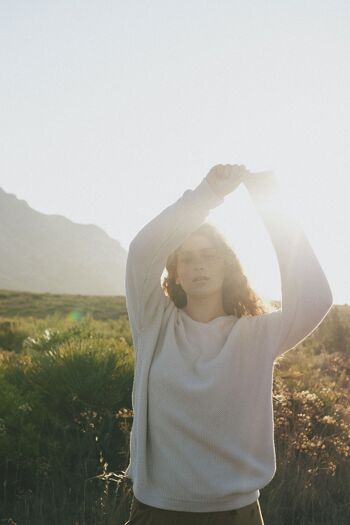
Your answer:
[241,170,279,195]
[205,164,247,199]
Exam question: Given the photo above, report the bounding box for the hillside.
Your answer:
[0,186,127,295]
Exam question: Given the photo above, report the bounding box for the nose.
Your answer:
[192,255,206,268]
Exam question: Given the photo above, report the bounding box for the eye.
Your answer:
[179,256,194,264]
[204,253,216,261]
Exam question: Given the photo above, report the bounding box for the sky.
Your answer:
[1,1,349,304]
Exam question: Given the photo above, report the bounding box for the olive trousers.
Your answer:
[125,495,265,525]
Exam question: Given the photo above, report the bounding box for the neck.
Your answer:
[183,292,227,323]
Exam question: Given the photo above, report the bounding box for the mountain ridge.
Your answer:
[0,186,127,295]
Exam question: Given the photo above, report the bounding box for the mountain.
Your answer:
[0,186,127,296]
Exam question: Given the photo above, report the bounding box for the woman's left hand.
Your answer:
[205,164,247,198]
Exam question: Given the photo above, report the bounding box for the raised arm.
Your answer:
[125,171,230,339]
[242,171,333,358]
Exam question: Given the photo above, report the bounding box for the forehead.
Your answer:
[178,234,215,254]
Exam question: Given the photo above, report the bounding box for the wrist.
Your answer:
[205,176,225,199]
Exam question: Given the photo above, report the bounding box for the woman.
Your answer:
[123,164,333,524]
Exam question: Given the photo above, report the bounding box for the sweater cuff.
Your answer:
[182,176,225,210]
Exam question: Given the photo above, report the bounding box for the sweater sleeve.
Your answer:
[125,177,224,338]
[244,176,333,359]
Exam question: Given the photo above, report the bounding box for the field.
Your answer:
[0,289,349,524]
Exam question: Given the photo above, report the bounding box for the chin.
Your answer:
[189,286,220,297]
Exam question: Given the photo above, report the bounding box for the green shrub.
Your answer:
[0,322,134,524]
[0,320,29,353]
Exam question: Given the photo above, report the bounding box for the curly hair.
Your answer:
[162,222,271,317]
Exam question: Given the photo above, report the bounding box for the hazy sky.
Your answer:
[1,1,349,304]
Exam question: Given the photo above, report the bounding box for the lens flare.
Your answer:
[66,309,84,321]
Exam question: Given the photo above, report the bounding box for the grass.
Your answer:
[0,291,349,524]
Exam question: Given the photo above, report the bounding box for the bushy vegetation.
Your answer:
[0,291,349,524]
[0,312,134,524]
[0,289,128,321]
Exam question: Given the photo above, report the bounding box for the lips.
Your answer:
[193,276,210,282]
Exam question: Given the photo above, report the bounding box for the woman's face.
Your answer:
[175,234,226,298]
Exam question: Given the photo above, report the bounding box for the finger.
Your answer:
[223,165,232,178]
[231,164,246,170]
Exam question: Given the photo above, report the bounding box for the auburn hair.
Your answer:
[162,222,271,317]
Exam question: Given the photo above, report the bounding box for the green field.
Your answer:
[0,290,349,524]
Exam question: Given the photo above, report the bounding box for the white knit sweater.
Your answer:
[124,176,333,512]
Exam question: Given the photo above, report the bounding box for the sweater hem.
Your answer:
[132,485,260,512]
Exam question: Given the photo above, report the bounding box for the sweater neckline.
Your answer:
[179,309,236,325]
